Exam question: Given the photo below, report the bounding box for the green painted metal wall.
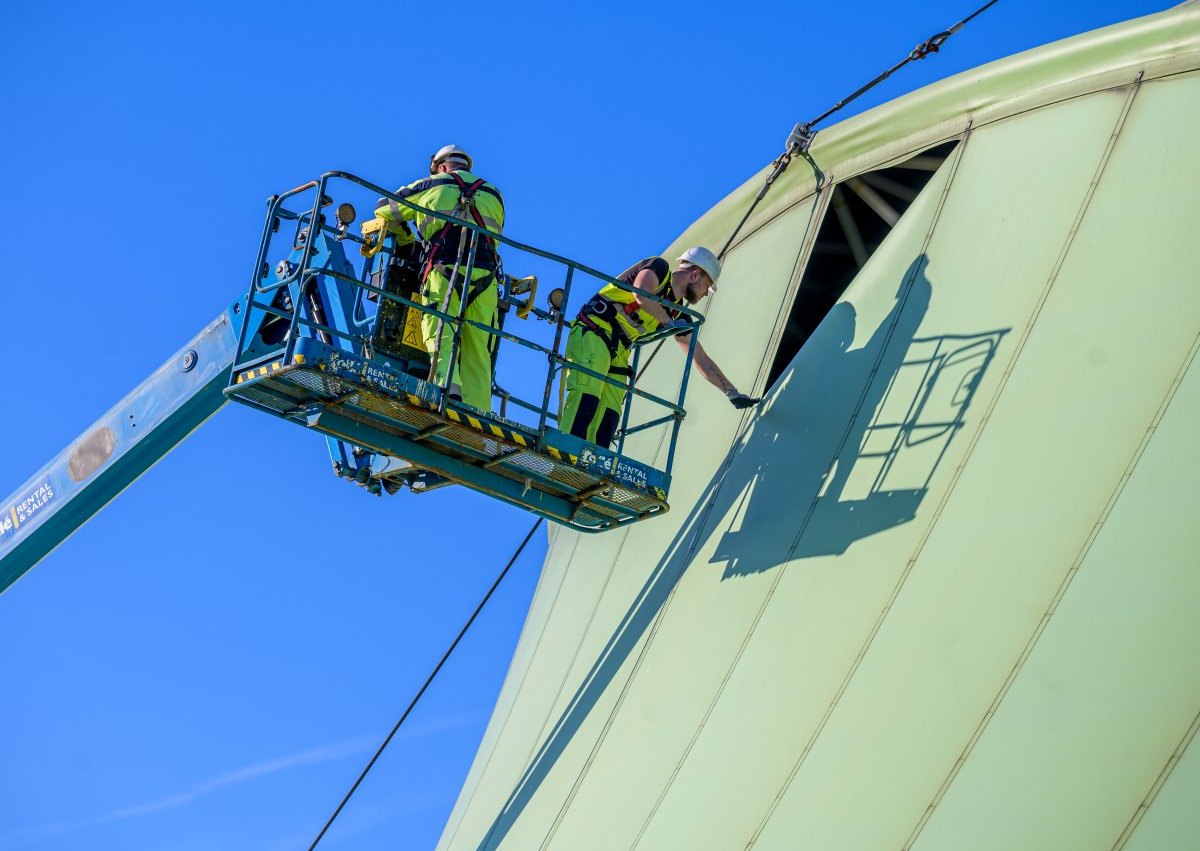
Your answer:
[440,7,1200,849]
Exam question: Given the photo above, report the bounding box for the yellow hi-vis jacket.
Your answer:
[576,256,680,352]
[375,169,505,269]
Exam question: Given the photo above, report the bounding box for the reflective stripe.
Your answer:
[404,174,503,205]
[385,172,503,219]
[396,176,444,197]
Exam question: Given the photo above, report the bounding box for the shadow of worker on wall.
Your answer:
[471,255,1007,849]
[712,254,1006,577]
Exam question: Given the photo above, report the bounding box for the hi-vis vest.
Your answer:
[576,257,681,352]
[375,169,505,270]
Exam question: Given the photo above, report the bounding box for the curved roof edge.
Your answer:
[673,5,1200,258]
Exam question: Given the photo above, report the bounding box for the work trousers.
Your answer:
[421,266,498,411]
[560,324,632,448]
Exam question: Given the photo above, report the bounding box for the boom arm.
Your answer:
[0,303,244,595]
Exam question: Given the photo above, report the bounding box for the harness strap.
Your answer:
[465,270,495,307]
[575,314,629,358]
[578,266,676,344]
[447,173,490,232]
[423,264,497,306]
[422,173,498,277]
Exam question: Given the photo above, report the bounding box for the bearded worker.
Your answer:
[561,246,759,448]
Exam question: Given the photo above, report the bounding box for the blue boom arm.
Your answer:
[0,304,244,595]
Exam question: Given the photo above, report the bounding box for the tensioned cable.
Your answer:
[307,517,543,850]
[629,1,1001,398]
[717,0,1001,260]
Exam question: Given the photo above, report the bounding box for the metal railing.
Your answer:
[234,171,705,480]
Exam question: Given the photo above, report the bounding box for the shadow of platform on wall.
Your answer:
[472,255,1008,848]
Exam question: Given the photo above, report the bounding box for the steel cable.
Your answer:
[717,0,1001,260]
[307,518,543,850]
[629,0,1001,422]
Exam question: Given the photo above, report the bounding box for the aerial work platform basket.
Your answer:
[223,172,703,532]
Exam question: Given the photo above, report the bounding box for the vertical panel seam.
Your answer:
[519,531,634,765]
[533,195,831,850]
[444,532,588,848]
[472,530,638,849]
[742,122,974,850]
[898,74,1168,851]
[533,505,716,850]
[750,181,836,398]
[904,323,1198,851]
[1110,708,1200,850]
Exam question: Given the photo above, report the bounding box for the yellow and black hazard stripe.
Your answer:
[234,353,307,385]
[234,359,285,384]
[398,392,580,463]
[544,446,578,464]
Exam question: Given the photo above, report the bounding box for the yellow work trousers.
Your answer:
[421,266,498,411]
[560,325,631,448]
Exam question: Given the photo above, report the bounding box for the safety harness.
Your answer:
[422,173,504,384]
[575,268,681,360]
[421,172,504,314]
[422,172,501,306]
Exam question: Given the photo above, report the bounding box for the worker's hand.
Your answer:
[664,319,694,336]
[726,391,759,410]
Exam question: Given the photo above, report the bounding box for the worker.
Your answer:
[561,247,759,448]
[374,145,504,410]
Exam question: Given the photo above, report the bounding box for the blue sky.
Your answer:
[0,1,1171,848]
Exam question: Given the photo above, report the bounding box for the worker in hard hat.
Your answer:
[374,145,504,410]
[560,247,759,448]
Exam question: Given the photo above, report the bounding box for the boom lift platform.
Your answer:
[223,172,704,532]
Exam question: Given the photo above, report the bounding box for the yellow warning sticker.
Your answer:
[402,306,424,350]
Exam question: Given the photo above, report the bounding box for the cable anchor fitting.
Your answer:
[786,122,817,156]
[911,30,952,61]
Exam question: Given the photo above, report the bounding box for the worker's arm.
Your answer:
[675,334,759,409]
[374,177,435,226]
[632,268,674,325]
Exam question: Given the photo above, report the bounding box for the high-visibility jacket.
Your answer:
[575,256,683,353]
[375,169,505,270]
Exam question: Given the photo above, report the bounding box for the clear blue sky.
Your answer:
[0,2,1170,848]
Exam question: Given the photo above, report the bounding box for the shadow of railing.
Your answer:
[717,324,1008,571]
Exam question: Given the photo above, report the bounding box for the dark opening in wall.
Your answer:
[765,141,958,389]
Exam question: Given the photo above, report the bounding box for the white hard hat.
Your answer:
[677,246,721,291]
[430,144,472,174]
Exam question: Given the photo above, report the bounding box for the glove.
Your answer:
[727,391,759,410]
[665,319,693,335]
